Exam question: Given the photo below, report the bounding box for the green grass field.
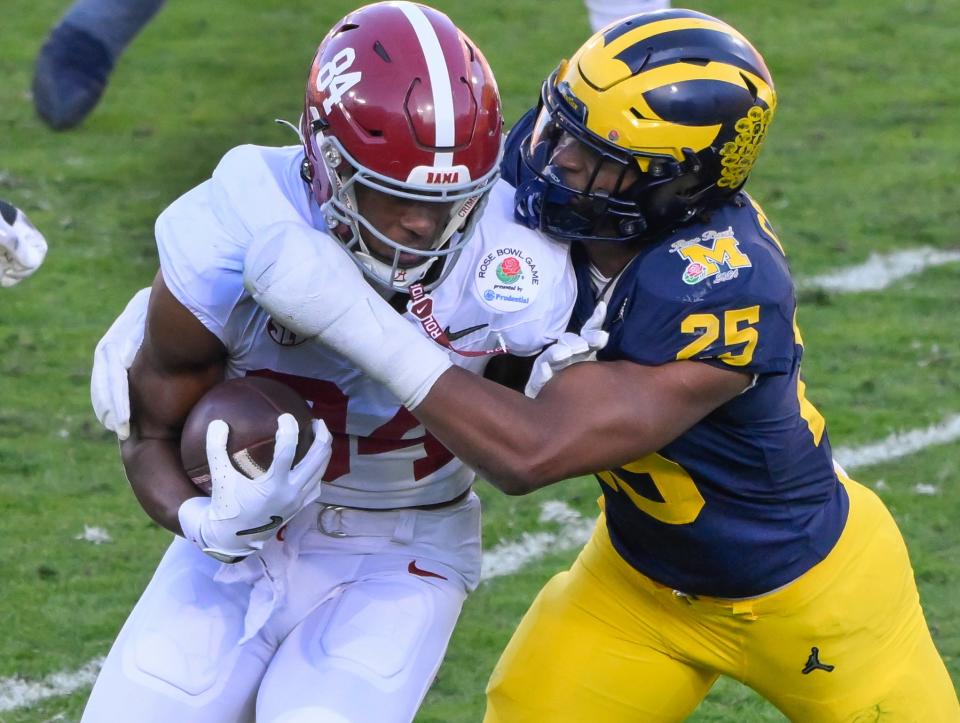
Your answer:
[2,0,959,721]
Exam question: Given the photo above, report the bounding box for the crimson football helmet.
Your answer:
[301,1,503,292]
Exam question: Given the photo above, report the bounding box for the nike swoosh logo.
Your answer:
[236,515,283,536]
[408,560,448,580]
[410,299,432,317]
[443,323,488,342]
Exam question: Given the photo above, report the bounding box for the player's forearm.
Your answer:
[120,433,203,535]
[412,367,604,494]
[413,360,744,494]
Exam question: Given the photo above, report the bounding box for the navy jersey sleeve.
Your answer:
[599,200,797,376]
[500,107,538,189]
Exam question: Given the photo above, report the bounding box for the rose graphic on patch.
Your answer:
[683,262,707,285]
[496,256,523,284]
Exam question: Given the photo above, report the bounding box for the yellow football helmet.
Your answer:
[513,8,776,243]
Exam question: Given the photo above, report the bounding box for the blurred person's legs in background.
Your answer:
[33,0,167,130]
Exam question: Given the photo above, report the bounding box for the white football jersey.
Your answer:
[156,145,576,509]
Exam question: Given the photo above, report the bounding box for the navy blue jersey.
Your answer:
[571,195,848,598]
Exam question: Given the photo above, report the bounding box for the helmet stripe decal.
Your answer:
[634,63,775,111]
[579,17,767,93]
[393,2,456,167]
[613,28,770,80]
[602,16,752,51]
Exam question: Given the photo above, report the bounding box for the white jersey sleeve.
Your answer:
[155,145,315,343]
[155,181,245,342]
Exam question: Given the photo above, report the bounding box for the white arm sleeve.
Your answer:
[244,222,452,409]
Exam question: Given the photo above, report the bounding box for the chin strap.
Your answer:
[407,283,507,358]
[353,248,437,290]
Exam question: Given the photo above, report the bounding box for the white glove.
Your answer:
[0,201,48,287]
[90,287,150,440]
[524,302,609,398]
[178,413,331,563]
[244,222,452,408]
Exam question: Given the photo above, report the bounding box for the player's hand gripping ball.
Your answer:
[180,377,315,495]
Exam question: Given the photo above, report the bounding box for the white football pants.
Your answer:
[81,492,481,723]
[584,0,672,33]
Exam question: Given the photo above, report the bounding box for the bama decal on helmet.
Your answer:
[406,165,472,185]
[304,1,501,186]
[300,1,502,292]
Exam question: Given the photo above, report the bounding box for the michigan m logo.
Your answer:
[673,234,751,285]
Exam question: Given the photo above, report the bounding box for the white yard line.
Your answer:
[0,500,597,711]
[6,412,960,712]
[0,658,103,713]
[480,500,595,581]
[5,245,960,713]
[797,246,960,294]
[833,413,960,471]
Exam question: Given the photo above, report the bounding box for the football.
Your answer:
[180,376,315,495]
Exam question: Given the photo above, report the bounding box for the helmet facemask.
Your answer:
[517,71,706,244]
[309,123,499,294]
[299,2,505,295]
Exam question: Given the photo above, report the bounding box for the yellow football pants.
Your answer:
[485,478,959,722]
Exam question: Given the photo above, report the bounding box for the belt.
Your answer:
[316,489,471,539]
[411,488,471,510]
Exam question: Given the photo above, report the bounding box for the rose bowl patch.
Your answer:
[475,247,541,312]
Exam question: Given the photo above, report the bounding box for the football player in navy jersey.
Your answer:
[247,8,960,721]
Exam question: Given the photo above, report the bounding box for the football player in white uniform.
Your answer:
[0,199,48,287]
[82,3,575,722]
